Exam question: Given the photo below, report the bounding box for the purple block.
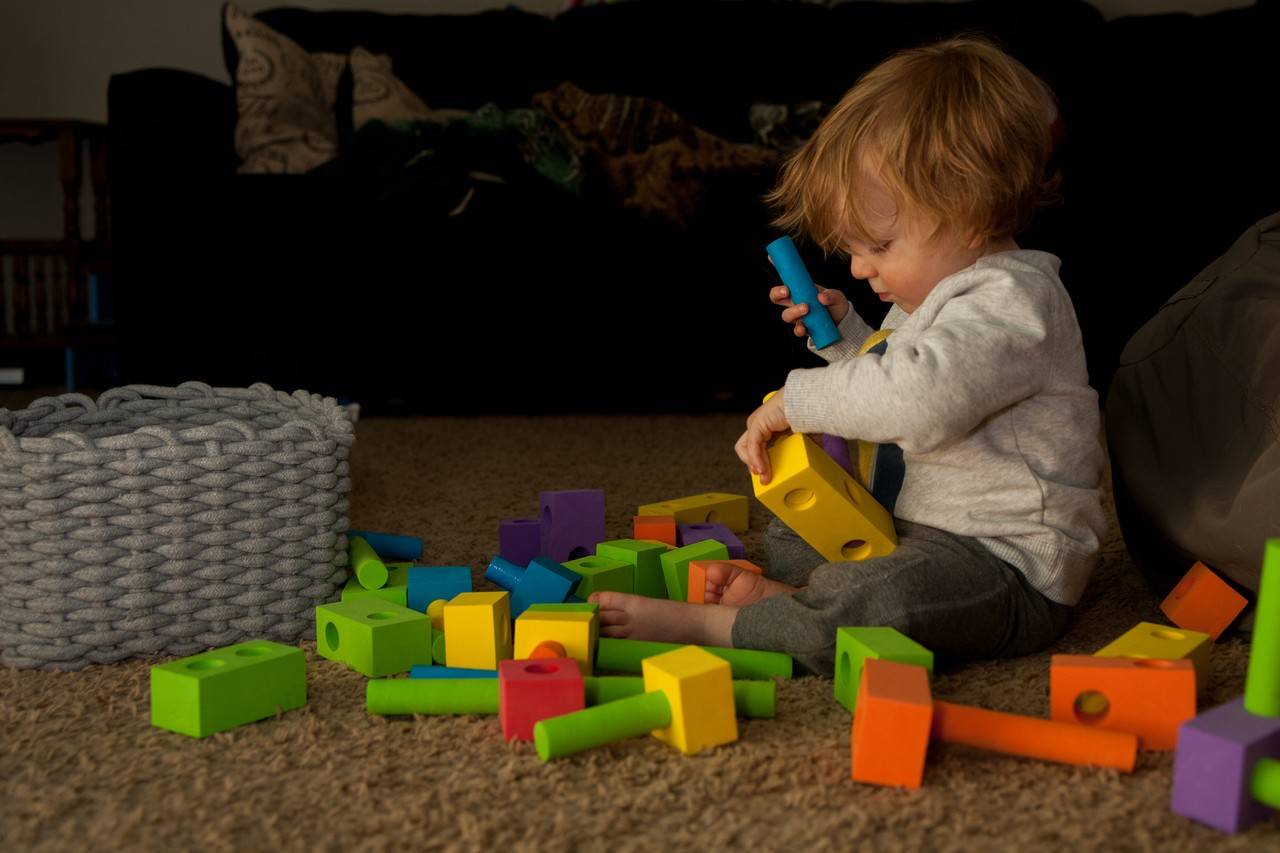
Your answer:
[677,522,745,559]
[818,433,856,478]
[499,518,541,566]
[539,489,606,562]
[1171,697,1280,833]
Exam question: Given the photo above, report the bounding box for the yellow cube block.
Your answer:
[513,610,597,674]
[443,591,512,670]
[642,645,738,755]
[1094,621,1212,692]
[637,493,749,533]
[753,432,896,562]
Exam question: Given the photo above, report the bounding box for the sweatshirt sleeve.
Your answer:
[783,271,1053,454]
[804,301,878,363]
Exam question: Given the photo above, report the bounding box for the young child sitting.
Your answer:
[589,35,1106,676]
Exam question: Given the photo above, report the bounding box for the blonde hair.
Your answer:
[766,35,1061,254]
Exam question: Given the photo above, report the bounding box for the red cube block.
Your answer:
[498,657,585,741]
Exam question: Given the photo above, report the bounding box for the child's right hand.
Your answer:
[770,283,850,337]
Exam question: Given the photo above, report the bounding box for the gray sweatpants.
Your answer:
[730,516,1072,677]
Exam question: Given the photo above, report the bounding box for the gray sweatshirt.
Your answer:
[781,249,1105,605]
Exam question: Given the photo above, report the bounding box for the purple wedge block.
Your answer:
[539,489,606,563]
[1171,697,1280,833]
[500,518,541,566]
[677,522,745,559]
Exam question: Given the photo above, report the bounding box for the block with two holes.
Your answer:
[638,493,749,533]
[1094,620,1212,692]
[315,598,432,677]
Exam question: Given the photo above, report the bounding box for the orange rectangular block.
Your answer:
[1160,561,1248,640]
[850,658,932,788]
[1049,655,1196,750]
[687,559,763,604]
[930,700,1136,772]
[633,516,677,547]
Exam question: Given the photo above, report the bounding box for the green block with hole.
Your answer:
[659,540,729,601]
[341,564,410,606]
[834,627,933,713]
[563,555,633,598]
[150,639,306,738]
[596,539,670,599]
[315,598,432,677]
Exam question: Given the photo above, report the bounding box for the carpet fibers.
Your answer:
[2,415,1275,851]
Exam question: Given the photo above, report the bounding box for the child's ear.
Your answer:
[965,229,989,250]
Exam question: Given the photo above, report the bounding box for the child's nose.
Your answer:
[850,254,877,281]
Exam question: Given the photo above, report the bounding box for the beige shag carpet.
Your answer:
[1,413,1274,851]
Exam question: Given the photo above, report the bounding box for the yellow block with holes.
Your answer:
[442,591,512,670]
[642,645,738,755]
[513,610,597,674]
[1094,621,1212,693]
[753,432,896,562]
[637,493,749,533]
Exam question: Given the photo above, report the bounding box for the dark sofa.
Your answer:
[106,0,1278,414]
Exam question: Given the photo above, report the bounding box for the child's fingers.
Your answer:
[780,303,808,324]
[793,321,808,337]
[770,285,792,306]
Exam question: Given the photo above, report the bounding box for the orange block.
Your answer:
[1049,655,1196,750]
[687,559,764,604]
[931,700,1136,772]
[1160,561,1248,640]
[529,640,567,660]
[633,516,677,547]
[850,658,932,788]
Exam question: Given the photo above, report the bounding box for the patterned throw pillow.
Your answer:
[224,3,345,174]
[350,47,468,130]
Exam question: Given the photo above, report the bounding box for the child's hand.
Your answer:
[735,390,790,484]
[770,283,850,337]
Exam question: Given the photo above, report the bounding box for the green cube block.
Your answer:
[596,539,670,599]
[834,627,933,713]
[150,639,306,738]
[316,598,432,677]
[526,602,600,615]
[563,555,633,598]
[341,564,410,606]
[659,540,729,601]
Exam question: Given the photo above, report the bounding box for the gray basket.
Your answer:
[0,382,354,671]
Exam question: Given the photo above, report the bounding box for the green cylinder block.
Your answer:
[534,689,672,761]
[596,637,792,680]
[366,678,498,715]
[351,536,389,591]
[432,631,447,665]
[583,676,774,719]
[1245,538,1280,717]
[1253,757,1280,809]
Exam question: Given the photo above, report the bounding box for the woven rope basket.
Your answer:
[0,382,354,671]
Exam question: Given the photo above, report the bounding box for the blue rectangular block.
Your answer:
[407,566,473,612]
[410,665,498,679]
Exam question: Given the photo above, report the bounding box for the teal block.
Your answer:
[659,540,729,601]
[341,564,409,606]
[150,639,306,738]
[596,539,670,599]
[315,598,432,677]
[562,555,633,597]
[834,626,933,713]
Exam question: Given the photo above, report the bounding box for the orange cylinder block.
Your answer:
[529,640,568,660]
[930,700,1137,772]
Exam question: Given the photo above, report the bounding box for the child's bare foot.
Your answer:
[589,591,738,647]
[702,562,798,607]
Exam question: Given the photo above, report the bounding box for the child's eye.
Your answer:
[871,241,892,255]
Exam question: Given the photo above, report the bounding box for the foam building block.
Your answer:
[1171,698,1280,833]
[539,489,606,562]
[818,433,856,478]
[1094,621,1212,692]
[514,609,597,674]
[349,535,389,591]
[499,518,541,567]
[347,529,423,562]
[597,539,670,599]
[766,234,841,349]
[500,657,586,741]
[586,675,775,719]
[150,640,306,738]
[677,522,745,559]
[633,516,678,547]
[410,665,498,679]
[407,566,472,613]
[432,631,446,664]
[851,658,933,788]
[1161,561,1249,641]
[563,554,633,598]
[529,640,567,659]
[426,599,446,631]
[687,559,763,605]
[342,564,409,607]
[596,637,792,680]
[931,699,1137,772]
[1050,655,1197,749]
[485,555,582,617]
[637,493,748,533]
[315,599,432,677]
[443,591,512,670]
[660,540,730,601]
[835,627,934,713]
[752,432,897,563]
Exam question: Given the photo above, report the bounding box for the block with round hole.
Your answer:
[1094,621,1212,692]
[637,493,748,533]
[596,539,670,599]
[563,554,633,598]
[1050,654,1197,749]
[500,657,586,741]
[499,517,541,566]
[658,540,729,602]
[150,639,306,738]
[443,591,512,670]
[751,432,896,563]
[315,598,432,677]
[514,609,597,673]
[1161,561,1249,641]
[539,489,606,562]
[834,626,933,713]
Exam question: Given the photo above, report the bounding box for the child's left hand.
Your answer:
[735,390,790,484]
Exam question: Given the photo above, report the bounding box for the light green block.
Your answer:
[1245,538,1280,716]
[527,602,600,615]
[349,535,389,590]
[433,631,447,664]
[596,539,670,599]
[341,565,409,606]
[150,639,306,738]
[315,598,432,677]
[834,626,933,713]
[563,555,633,598]
[659,540,729,601]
